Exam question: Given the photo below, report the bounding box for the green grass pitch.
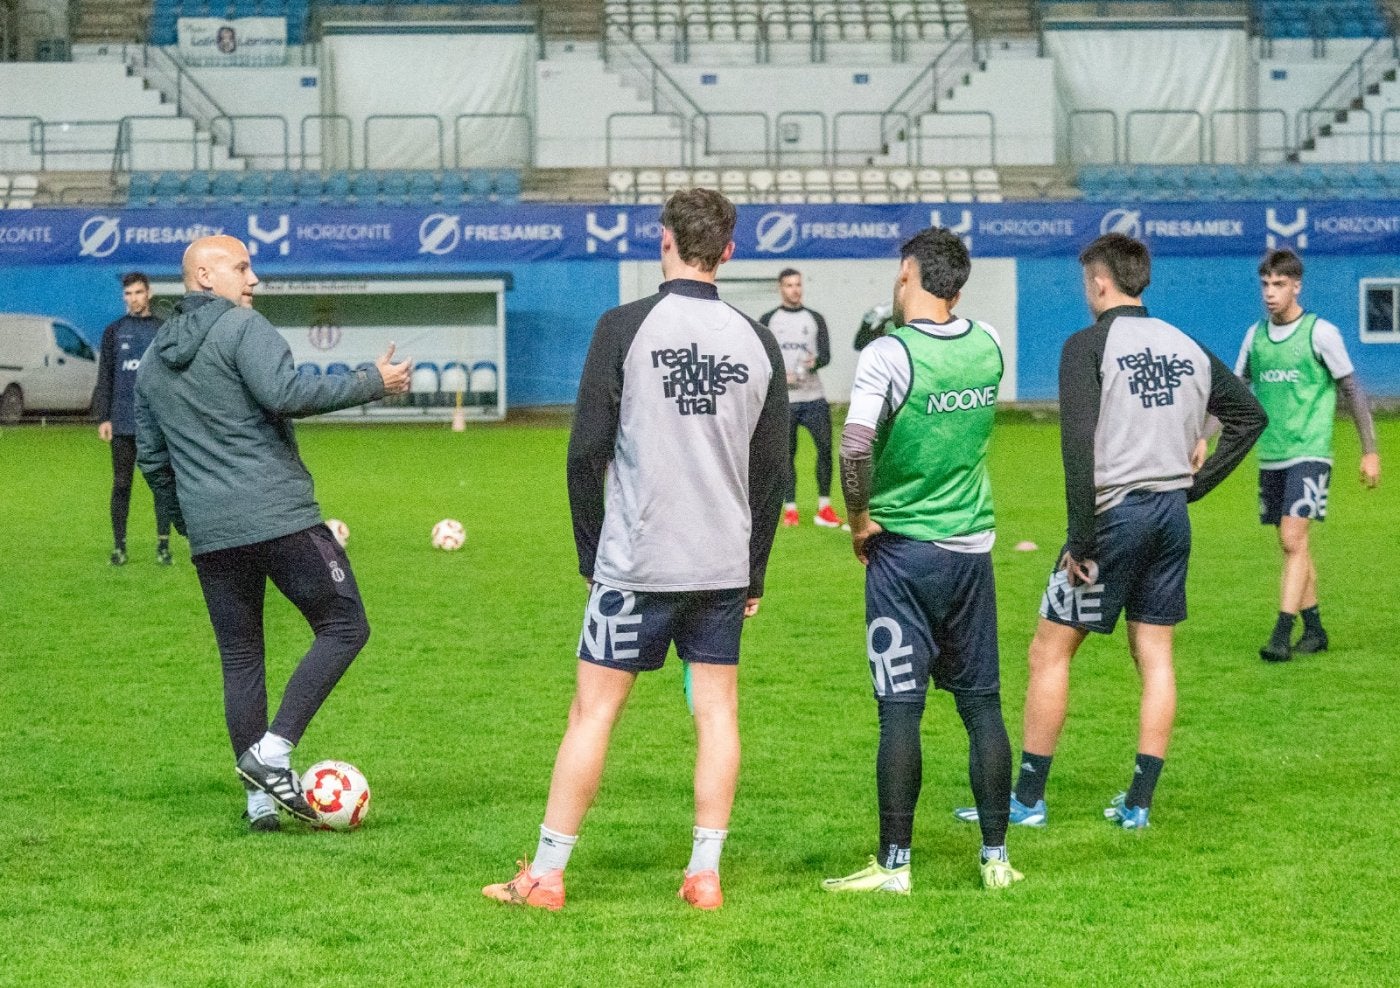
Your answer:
[0,417,1395,986]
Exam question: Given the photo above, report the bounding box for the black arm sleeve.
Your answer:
[91,322,117,422]
[812,311,831,370]
[1337,374,1379,456]
[745,328,790,598]
[1187,351,1267,503]
[566,301,654,579]
[839,422,877,512]
[1058,325,1108,559]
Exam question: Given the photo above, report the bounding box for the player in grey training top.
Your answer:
[759,268,843,529]
[969,234,1265,833]
[484,188,788,913]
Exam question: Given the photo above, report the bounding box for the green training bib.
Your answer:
[1250,313,1335,463]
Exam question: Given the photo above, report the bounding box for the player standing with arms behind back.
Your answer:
[1235,250,1380,663]
[483,189,788,912]
[958,234,1265,833]
[822,227,1022,894]
[759,268,842,529]
[136,235,411,831]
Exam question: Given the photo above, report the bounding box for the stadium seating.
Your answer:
[1078,162,1400,201]
[1253,0,1391,38]
[0,173,39,209]
[600,164,1004,203]
[122,169,525,206]
[602,1,970,44]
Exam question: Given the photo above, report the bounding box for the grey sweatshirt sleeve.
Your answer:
[134,385,185,535]
[1187,351,1267,503]
[233,315,385,418]
[745,326,790,598]
[1337,374,1379,455]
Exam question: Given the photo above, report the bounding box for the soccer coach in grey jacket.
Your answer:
[136,235,411,830]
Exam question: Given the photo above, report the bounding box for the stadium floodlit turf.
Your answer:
[1,417,1395,985]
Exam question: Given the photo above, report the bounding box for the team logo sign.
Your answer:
[79,216,122,258]
[755,211,798,253]
[1100,208,1142,240]
[585,211,628,254]
[1117,348,1195,409]
[418,213,460,255]
[1266,207,1308,250]
[247,214,290,256]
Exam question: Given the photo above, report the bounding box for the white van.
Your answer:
[0,313,99,422]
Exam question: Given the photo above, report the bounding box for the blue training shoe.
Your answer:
[1104,792,1149,830]
[953,794,1048,828]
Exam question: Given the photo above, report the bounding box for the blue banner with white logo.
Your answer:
[3,202,1399,266]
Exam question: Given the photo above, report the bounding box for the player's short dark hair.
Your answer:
[899,227,970,300]
[1079,233,1151,297]
[121,272,150,289]
[661,188,736,272]
[778,267,800,281]
[1258,249,1303,280]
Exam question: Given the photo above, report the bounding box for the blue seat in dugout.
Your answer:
[325,362,351,376]
[410,361,440,408]
[296,363,321,376]
[470,360,499,407]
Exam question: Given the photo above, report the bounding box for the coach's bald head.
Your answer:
[183,235,258,307]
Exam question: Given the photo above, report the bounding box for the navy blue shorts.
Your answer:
[1040,490,1190,634]
[863,534,999,700]
[576,581,747,672]
[1259,461,1330,525]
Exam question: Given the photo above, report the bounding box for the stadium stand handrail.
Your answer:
[452,112,534,170]
[883,25,979,151]
[1293,35,1400,158]
[212,114,292,171]
[832,110,912,167]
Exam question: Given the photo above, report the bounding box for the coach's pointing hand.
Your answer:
[376,342,412,395]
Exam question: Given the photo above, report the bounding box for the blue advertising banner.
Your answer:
[3,201,1399,267]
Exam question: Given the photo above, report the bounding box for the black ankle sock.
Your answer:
[1270,612,1296,648]
[1300,606,1323,637]
[1126,753,1164,809]
[1013,751,1053,806]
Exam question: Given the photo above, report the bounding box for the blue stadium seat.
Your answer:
[408,171,439,205]
[240,170,268,204]
[350,171,379,203]
[325,362,351,376]
[439,171,466,204]
[296,170,324,204]
[380,170,410,206]
[184,171,212,204]
[266,170,297,206]
[322,170,351,203]
[494,169,522,203]
[153,172,185,205]
[127,172,155,206]
[210,170,241,202]
[465,169,493,203]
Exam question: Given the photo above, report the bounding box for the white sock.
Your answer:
[981,844,1008,863]
[687,826,728,875]
[818,496,832,510]
[254,732,293,769]
[529,825,577,877]
[247,789,276,819]
[784,502,797,512]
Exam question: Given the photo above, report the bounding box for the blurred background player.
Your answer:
[823,227,1022,894]
[136,235,411,832]
[760,268,841,529]
[854,300,894,351]
[961,234,1265,833]
[92,272,170,566]
[484,189,787,912]
[1233,249,1380,663]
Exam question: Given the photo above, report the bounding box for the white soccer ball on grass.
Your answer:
[431,519,466,551]
[303,760,371,831]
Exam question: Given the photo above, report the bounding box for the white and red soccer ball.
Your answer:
[431,518,466,551]
[304,760,371,831]
[324,518,350,548]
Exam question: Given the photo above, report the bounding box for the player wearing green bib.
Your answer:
[822,227,1022,894]
[1234,250,1381,662]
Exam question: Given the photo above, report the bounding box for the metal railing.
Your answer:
[363,114,445,171]
[0,116,43,169]
[602,20,706,165]
[833,111,912,166]
[1125,109,1205,164]
[299,113,352,170]
[915,110,995,166]
[212,115,290,170]
[133,46,231,133]
[1067,109,1120,165]
[1293,36,1400,157]
[453,113,533,170]
[775,111,827,166]
[883,27,978,155]
[605,112,686,167]
[113,115,200,173]
[1210,108,1289,164]
[1297,106,1376,162]
[697,112,770,167]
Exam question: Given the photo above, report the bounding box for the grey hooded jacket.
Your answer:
[135,291,384,555]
